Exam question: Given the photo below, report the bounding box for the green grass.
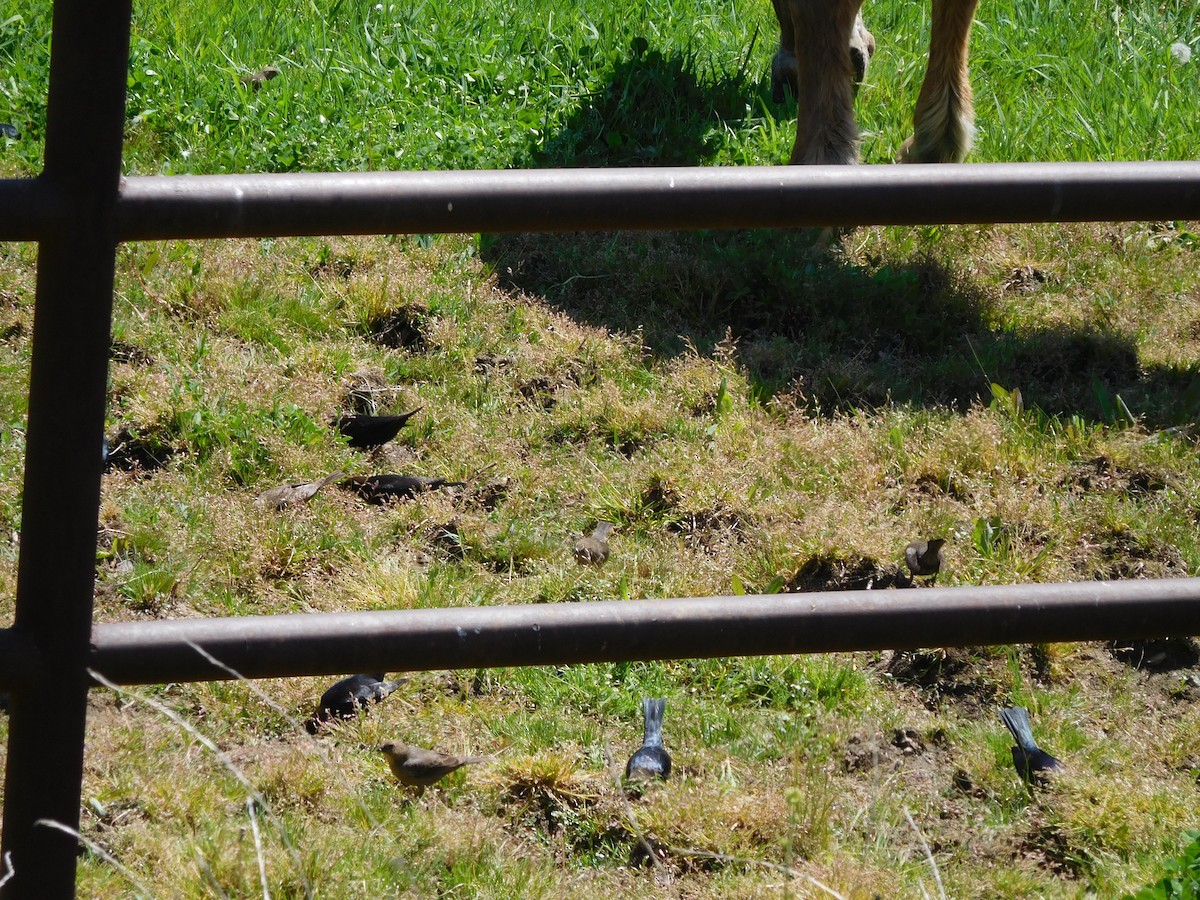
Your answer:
[3,0,1200,897]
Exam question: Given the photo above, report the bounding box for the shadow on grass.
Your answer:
[483,43,1200,429]
[481,228,1200,429]
[535,40,773,168]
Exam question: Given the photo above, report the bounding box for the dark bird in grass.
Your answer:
[334,408,423,450]
[256,470,345,511]
[905,537,947,585]
[306,673,405,734]
[1000,706,1063,784]
[573,521,614,567]
[625,697,671,782]
[379,742,489,791]
[240,66,280,90]
[342,473,465,504]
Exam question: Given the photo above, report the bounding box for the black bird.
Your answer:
[341,473,465,504]
[306,673,405,733]
[334,408,423,450]
[905,537,947,585]
[1000,706,1063,784]
[625,697,671,782]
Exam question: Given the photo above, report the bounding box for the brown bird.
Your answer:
[342,473,465,504]
[573,521,614,566]
[905,537,947,585]
[256,470,345,510]
[334,408,423,450]
[240,66,280,90]
[380,742,489,790]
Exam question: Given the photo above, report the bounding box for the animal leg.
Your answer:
[898,0,979,163]
[772,4,875,103]
[788,0,864,164]
[849,10,876,87]
[770,0,799,104]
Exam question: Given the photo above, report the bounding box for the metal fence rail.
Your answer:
[1,2,1199,898]
[80,579,1200,686]
[4,161,1200,242]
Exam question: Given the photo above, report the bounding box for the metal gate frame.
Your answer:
[1,3,1199,896]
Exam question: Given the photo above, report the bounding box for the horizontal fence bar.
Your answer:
[95,161,1200,240]
[4,162,1197,242]
[83,578,1200,686]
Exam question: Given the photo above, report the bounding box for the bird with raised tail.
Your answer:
[625,697,672,782]
[574,521,614,567]
[1000,706,1063,784]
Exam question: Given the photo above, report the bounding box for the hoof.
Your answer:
[850,13,876,86]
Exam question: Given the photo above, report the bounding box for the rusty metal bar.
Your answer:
[0,0,132,896]
[107,162,1200,240]
[85,578,1200,686]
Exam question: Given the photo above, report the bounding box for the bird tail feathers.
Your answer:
[1000,706,1038,752]
[642,697,666,745]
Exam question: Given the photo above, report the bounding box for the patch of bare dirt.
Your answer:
[1107,636,1200,673]
[785,552,908,592]
[343,368,403,415]
[110,339,155,367]
[883,647,1009,713]
[665,504,750,549]
[1060,455,1169,496]
[1072,527,1188,580]
[104,424,180,474]
[365,306,427,350]
[1003,264,1050,294]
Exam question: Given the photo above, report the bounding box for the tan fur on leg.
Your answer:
[788,0,865,165]
[898,0,980,163]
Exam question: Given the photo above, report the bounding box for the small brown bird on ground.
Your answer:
[905,537,947,585]
[573,522,614,566]
[256,470,345,510]
[240,66,280,90]
[380,742,489,791]
[342,473,465,504]
[305,673,405,733]
[334,408,423,450]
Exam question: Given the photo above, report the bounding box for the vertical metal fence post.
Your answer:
[0,1,131,896]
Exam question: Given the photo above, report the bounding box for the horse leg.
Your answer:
[772,4,875,104]
[849,10,876,87]
[787,0,865,164]
[770,0,799,104]
[898,0,980,163]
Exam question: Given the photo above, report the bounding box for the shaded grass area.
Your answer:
[484,222,1200,428]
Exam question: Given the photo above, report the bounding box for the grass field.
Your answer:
[2,0,1200,896]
